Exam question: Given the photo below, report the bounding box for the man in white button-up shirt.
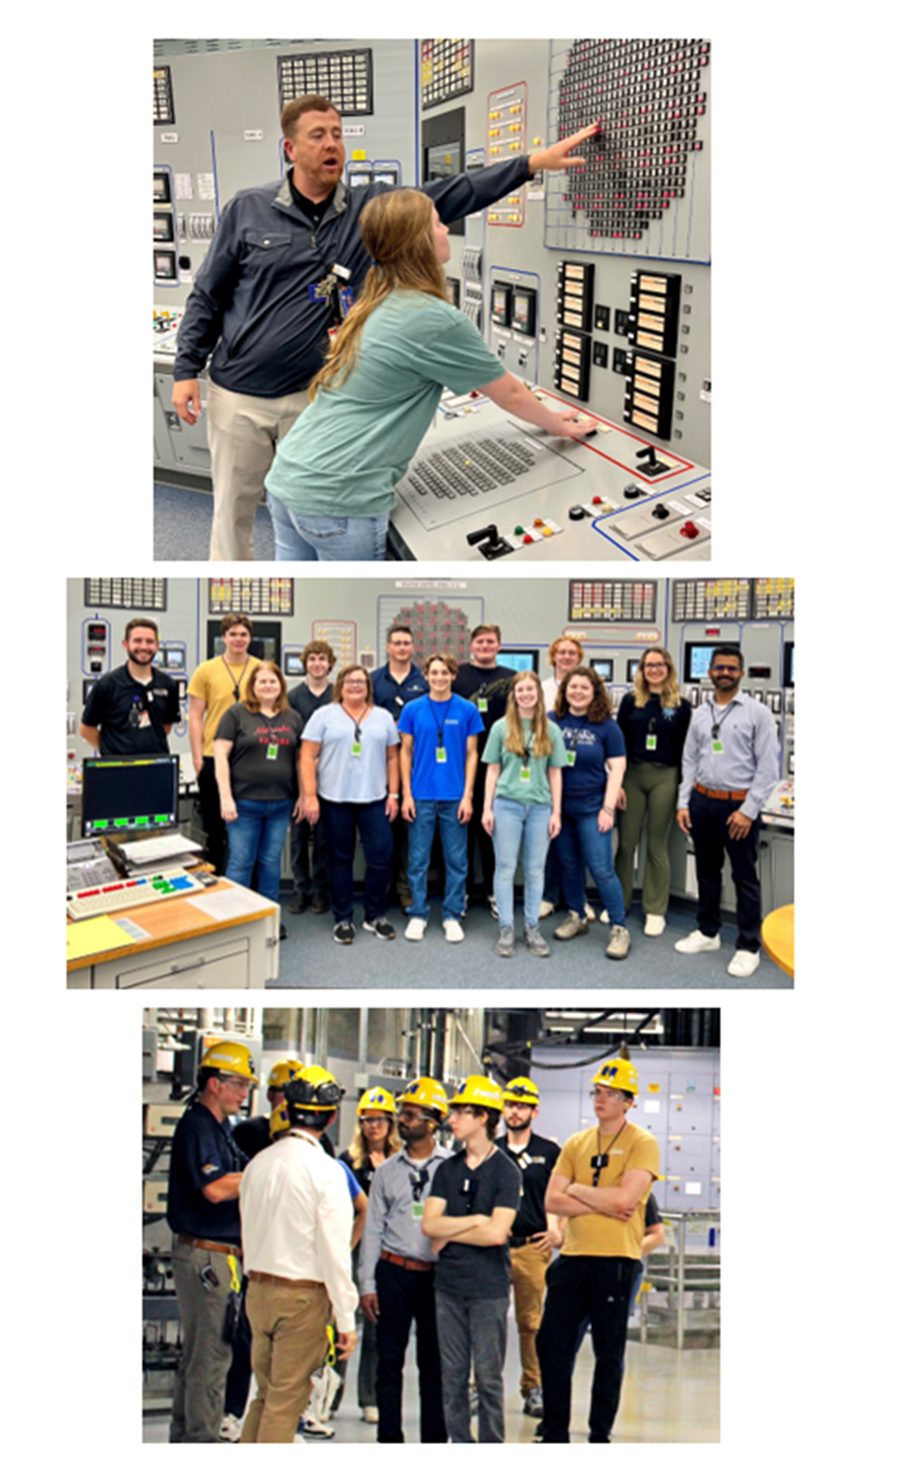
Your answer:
[239,1065,359,1442]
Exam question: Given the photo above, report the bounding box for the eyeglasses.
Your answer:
[450,1106,480,1118]
[711,664,741,674]
[643,663,667,671]
[343,679,368,687]
[219,1075,251,1092]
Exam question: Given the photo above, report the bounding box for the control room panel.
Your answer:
[153,38,711,562]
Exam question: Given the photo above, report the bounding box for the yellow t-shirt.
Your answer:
[555,1122,660,1259]
[187,655,262,756]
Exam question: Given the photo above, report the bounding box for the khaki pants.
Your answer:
[240,1276,331,1443]
[510,1240,552,1392]
[206,379,312,561]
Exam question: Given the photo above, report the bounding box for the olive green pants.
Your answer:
[614,762,678,916]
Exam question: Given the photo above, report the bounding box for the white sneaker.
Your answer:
[362,1406,379,1424]
[298,1415,335,1439]
[219,1414,242,1442]
[644,914,666,937]
[674,930,721,954]
[727,949,761,978]
[584,902,596,922]
[443,919,464,943]
[539,899,555,919]
[599,909,609,925]
[488,894,500,920]
[405,917,427,941]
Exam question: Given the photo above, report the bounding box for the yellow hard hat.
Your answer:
[200,1040,257,1082]
[269,1101,291,1138]
[285,1064,344,1112]
[450,1075,505,1110]
[502,1077,540,1106]
[357,1087,397,1116]
[396,1077,449,1119]
[592,1058,639,1096]
[267,1058,302,1090]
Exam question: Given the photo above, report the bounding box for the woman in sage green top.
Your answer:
[266,189,596,561]
[482,672,567,959]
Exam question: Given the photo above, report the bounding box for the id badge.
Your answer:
[436,746,447,764]
[711,738,724,755]
[477,697,488,712]
[646,734,657,752]
[351,741,363,757]
[412,1201,424,1220]
[520,766,532,782]
[137,710,151,729]
[266,743,278,761]
[566,750,576,766]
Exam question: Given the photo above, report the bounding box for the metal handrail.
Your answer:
[640,1209,720,1350]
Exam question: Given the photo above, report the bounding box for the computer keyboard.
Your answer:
[67,867,207,920]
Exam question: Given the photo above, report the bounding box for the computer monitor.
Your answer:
[626,658,641,682]
[283,651,305,678]
[81,755,180,839]
[498,648,539,674]
[590,658,614,681]
[783,642,794,688]
[683,642,717,683]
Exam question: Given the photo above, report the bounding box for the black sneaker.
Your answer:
[287,892,308,915]
[363,917,396,940]
[279,923,288,941]
[333,921,356,945]
[311,895,330,915]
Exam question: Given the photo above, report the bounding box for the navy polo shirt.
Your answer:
[370,664,429,718]
[166,1102,248,1243]
[398,694,484,800]
[82,663,180,757]
[550,712,626,815]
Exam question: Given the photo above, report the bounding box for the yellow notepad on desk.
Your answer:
[66,914,142,961]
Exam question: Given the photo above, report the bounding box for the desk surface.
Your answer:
[66,878,277,972]
[762,905,794,978]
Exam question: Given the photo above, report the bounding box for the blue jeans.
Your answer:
[225,797,293,903]
[555,810,627,927]
[268,492,388,562]
[321,798,393,923]
[407,800,468,922]
[492,796,551,930]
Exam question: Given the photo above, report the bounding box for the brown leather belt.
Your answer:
[249,1270,323,1288]
[510,1234,539,1249]
[694,782,749,801]
[176,1234,241,1256]
[380,1248,433,1273]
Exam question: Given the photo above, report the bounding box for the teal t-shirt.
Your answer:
[482,717,568,806]
[264,291,506,518]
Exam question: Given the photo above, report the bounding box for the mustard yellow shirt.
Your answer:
[555,1122,660,1259]
[188,655,262,756]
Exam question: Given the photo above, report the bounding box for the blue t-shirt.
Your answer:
[398,694,484,800]
[550,712,626,816]
[303,703,400,804]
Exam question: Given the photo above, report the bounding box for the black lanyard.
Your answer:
[409,1165,430,1202]
[710,702,736,741]
[435,696,454,747]
[223,657,250,703]
[590,1123,626,1186]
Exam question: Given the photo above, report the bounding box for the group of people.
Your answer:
[169,93,601,561]
[81,615,780,973]
[166,1041,662,1443]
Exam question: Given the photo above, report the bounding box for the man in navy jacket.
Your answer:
[172,94,597,560]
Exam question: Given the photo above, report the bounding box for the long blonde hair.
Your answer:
[504,672,554,759]
[309,189,448,402]
[347,1114,400,1169]
[633,647,682,709]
